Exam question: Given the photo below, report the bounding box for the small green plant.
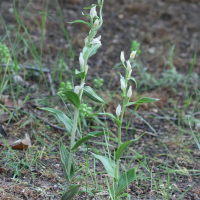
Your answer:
[130,40,141,55]
[0,43,12,64]
[41,1,158,199]
[0,42,20,72]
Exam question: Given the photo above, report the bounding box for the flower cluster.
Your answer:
[116,50,137,116]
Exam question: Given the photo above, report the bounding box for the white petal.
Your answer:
[74,86,80,94]
[90,36,101,45]
[126,60,131,71]
[120,79,126,91]
[90,6,97,18]
[93,19,100,28]
[120,51,125,63]
[116,104,121,117]
[127,86,132,98]
[79,52,84,67]
[130,51,137,60]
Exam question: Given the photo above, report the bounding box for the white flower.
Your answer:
[74,86,80,94]
[79,52,84,68]
[130,51,137,60]
[90,36,101,45]
[120,79,126,91]
[116,104,121,117]
[128,69,132,79]
[93,19,100,28]
[127,86,132,98]
[126,60,131,71]
[74,83,85,94]
[120,51,125,63]
[84,36,88,46]
[90,5,97,19]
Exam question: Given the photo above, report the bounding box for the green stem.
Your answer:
[115,98,126,184]
[67,0,104,181]
[67,107,79,175]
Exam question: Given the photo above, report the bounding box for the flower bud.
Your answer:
[79,52,84,68]
[120,51,125,63]
[93,19,100,29]
[90,5,97,19]
[74,83,85,94]
[127,86,132,98]
[130,51,137,60]
[74,86,80,94]
[116,104,121,117]
[90,36,101,45]
[120,79,126,91]
[126,60,131,71]
[128,69,132,79]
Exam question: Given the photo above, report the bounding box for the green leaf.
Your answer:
[75,69,86,80]
[61,184,80,200]
[116,168,136,196]
[88,43,101,58]
[115,134,144,160]
[129,77,137,88]
[118,72,125,83]
[40,107,73,132]
[61,90,80,108]
[83,86,105,103]
[82,12,90,18]
[68,20,91,28]
[98,112,121,126]
[83,4,98,9]
[92,153,116,178]
[71,131,109,151]
[59,141,75,181]
[127,97,159,106]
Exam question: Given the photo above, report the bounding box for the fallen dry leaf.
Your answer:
[0,133,31,150]
[0,167,7,174]
[0,112,10,123]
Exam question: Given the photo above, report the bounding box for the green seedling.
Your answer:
[130,40,141,55]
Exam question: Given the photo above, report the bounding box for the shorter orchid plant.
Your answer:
[41,1,158,199]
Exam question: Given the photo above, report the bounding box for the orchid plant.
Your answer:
[41,1,158,199]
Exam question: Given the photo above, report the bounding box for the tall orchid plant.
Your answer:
[41,1,158,199]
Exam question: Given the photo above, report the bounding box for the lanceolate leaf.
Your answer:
[60,141,75,181]
[83,86,105,103]
[92,153,116,178]
[71,131,109,151]
[115,134,144,160]
[61,184,80,200]
[75,69,86,80]
[83,4,98,9]
[129,77,137,88]
[61,90,80,108]
[127,97,159,107]
[68,20,91,28]
[118,72,125,83]
[82,12,90,18]
[98,112,121,126]
[88,43,101,58]
[40,108,73,133]
[116,168,136,196]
